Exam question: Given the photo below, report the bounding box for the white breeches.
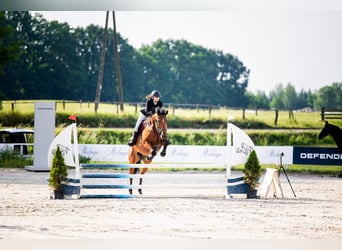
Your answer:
[134,113,147,132]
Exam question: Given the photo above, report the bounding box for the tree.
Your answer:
[269,83,285,110]
[139,39,249,106]
[1,12,252,106]
[283,83,297,109]
[215,51,249,107]
[314,82,342,109]
[246,90,270,109]
[0,12,21,75]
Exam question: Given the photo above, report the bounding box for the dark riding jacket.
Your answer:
[141,98,163,116]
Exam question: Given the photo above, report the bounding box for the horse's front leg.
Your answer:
[129,168,134,195]
[138,168,148,195]
[160,141,169,157]
[146,146,158,161]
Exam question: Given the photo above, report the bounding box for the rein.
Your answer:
[151,115,166,140]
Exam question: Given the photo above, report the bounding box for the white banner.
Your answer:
[79,144,228,163]
[255,146,293,165]
[78,144,294,165]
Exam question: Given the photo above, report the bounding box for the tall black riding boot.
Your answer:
[127,131,138,146]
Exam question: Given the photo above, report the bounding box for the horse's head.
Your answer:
[318,121,341,139]
[318,121,342,153]
[318,121,330,139]
[151,108,169,141]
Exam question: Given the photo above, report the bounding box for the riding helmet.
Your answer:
[151,90,161,98]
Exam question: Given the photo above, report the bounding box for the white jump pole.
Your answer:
[226,118,233,179]
[72,123,80,179]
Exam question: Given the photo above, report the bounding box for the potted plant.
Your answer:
[48,146,68,199]
[243,150,262,199]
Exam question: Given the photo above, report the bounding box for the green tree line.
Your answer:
[0,11,341,110]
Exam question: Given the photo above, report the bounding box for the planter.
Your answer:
[53,190,64,199]
[246,189,258,199]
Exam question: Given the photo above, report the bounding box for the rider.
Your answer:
[128,90,169,146]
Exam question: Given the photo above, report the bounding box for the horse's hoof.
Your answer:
[129,189,133,195]
[138,189,143,195]
[160,151,166,157]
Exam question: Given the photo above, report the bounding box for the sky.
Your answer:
[33,10,342,94]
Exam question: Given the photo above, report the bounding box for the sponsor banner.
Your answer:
[255,146,293,165]
[79,144,228,163]
[78,144,293,165]
[293,147,342,165]
[79,144,128,162]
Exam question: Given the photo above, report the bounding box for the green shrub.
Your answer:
[243,150,262,190]
[48,146,68,191]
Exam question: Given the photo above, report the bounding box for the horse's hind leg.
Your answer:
[138,167,148,195]
[129,155,141,194]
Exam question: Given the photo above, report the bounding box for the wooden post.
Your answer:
[112,11,124,111]
[242,108,245,120]
[321,107,325,121]
[275,109,279,125]
[289,109,294,120]
[94,11,109,113]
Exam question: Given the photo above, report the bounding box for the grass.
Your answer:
[2,100,342,129]
[0,150,33,168]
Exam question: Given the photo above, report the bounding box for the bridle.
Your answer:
[151,114,168,141]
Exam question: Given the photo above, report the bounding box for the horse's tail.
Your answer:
[134,168,140,174]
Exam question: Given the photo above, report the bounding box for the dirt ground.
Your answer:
[0,168,341,239]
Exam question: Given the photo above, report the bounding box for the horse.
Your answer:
[128,108,169,195]
[318,121,342,177]
[318,121,342,153]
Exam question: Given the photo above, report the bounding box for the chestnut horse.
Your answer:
[128,108,169,194]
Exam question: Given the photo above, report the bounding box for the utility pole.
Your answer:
[94,11,109,113]
[112,11,124,111]
[94,11,124,113]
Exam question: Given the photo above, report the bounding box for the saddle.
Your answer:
[137,117,150,138]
